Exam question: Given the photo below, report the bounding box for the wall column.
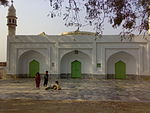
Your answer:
[92,41,97,74]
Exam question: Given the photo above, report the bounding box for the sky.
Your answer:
[0,0,121,62]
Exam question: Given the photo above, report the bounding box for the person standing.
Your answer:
[43,71,49,87]
[35,72,41,88]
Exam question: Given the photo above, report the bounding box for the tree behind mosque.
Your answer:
[0,0,8,6]
[48,0,150,37]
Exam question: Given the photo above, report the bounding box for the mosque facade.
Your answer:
[6,2,150,79]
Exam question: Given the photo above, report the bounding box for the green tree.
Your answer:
[49,0,150,38]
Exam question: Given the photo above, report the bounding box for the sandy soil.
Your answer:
[0,99,150,113]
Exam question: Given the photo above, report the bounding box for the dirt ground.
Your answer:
[0,78,150,113]
[0,99,150,113]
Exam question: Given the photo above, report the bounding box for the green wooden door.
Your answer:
[29,60,39,77]
[71,60,81,78]
[115,60,126,79]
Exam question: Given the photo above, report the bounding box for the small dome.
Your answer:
[8,4,16,16]
[61,31,96,36]
[38,32,46,36]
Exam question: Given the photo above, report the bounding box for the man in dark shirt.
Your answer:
[43,71,49,86]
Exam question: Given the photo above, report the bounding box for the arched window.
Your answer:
[12,19,15,23]
[9,19,11,23]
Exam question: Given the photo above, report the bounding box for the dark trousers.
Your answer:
[43,79,48,86]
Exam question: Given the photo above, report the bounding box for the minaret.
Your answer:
[148,2,150,35]
[7,0,17,36]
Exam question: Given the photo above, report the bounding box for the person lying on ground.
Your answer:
[45,81,61,90]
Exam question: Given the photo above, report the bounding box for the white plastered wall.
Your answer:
[7,41,54,75]
[7,35,150,76]
[96,43,139,75]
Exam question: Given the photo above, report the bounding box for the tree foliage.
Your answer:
[48,0,150,38]
[0,0,8,6]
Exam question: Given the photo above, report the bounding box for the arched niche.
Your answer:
[17,50,46,77]
[107,51,136,75]
[60,50,92,75]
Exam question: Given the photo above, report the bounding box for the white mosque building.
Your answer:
[6,2,150,79]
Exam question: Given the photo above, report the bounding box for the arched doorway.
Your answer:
[71,60,81,78]
[115,60,126,79]
[60,50,92,77]
[29,60,39,77]
[107,51,136,79]
[17,50,46,77]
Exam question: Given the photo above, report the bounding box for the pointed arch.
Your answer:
[107,51,136,75]
[17,50,46,77]
[60,50,92,76]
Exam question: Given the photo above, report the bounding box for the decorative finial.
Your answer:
[11,0,13,5]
